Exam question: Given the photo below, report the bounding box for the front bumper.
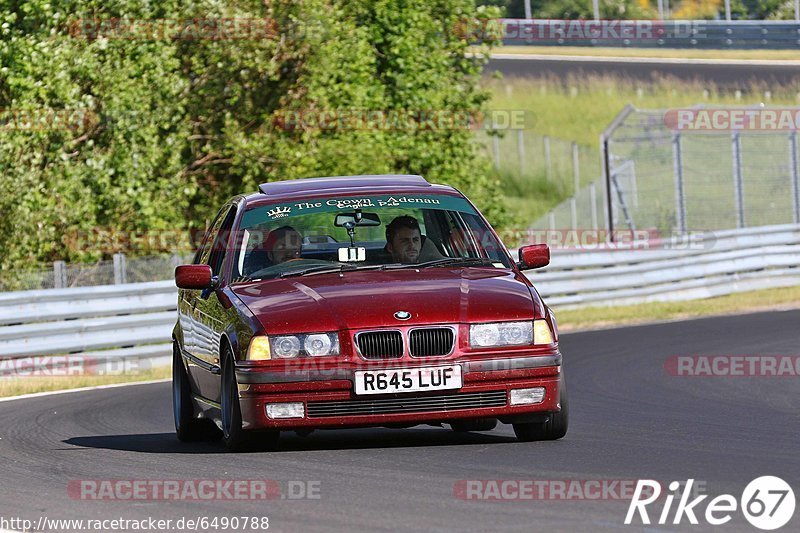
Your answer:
[236,355,562,430]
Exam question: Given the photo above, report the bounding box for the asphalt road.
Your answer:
[486,54,800,88]
[0,309,797,532]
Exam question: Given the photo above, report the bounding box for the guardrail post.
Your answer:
[790,132,799,224]
[572,142,580,194]
[53,261,67,289]
[672,133,687,234]
[544,136,552,181]
[517,130,525,175]
[732,132,745,228]
[570,197,578,229]
[602,135,615,240]
[113,253,127,285]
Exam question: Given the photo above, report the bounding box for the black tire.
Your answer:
[513,380,569,442]
[173,342,218,442]
[220,348,279,452]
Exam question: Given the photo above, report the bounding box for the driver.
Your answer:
[264,226,302,264]
[386,216,422,264]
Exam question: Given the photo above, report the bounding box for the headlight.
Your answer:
[304,333,339,357]
[534,319,554,345]
[272,336,301,358]
[247,336,272,361]
[269,332,339,358]
[470,321,532,347]
[469,320,554,348]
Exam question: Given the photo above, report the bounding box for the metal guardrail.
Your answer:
[527,224,800,307]
[0,280,177,373]
[497,19,800,49]
[0,224,797,369]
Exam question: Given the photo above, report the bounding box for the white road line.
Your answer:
[0,379,170,403]
[490,52,800,66]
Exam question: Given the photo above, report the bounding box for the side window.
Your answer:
[439,211,473,258]
[462,213,511,266]
[193,206,230,266]
[207,207,237,277]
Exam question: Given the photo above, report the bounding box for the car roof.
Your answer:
[244,174,461,204]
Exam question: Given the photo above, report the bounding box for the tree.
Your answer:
[0,0,505,277]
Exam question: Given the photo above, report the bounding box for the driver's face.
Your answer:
[268,232,302,263]
[388,227,421,263]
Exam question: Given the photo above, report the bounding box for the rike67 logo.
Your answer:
[626,477,796,530]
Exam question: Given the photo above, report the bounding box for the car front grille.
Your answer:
[306,390,507,418]
[356,330,403,359]
[409,327,454,357]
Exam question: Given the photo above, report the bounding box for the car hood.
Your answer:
[231,268,543,334]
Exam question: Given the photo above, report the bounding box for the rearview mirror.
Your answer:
[334,212,381,227]
[518,244,550,270]
[175,264,213,289]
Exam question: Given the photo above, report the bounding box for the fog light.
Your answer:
[510,387,546,405]
[265,402,305,419]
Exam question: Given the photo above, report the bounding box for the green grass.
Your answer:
[491,166,569,233]
[0,366,170,398]
[486,46,800,61]
[485,75,800,147]
[555,285,800,332]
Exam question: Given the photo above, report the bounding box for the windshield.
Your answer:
[232,193,512,281]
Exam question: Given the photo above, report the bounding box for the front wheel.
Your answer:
[173,342,218,441]
[513,379,569,442]
[220,348,279,452]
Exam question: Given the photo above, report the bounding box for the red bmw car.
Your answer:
[173,175,567,451]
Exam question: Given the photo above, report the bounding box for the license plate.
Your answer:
[354,365,462,395]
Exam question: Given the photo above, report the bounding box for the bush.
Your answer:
[0,0,507,272]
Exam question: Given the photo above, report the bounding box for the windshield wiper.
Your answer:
[278,264,357,278]
[384,257,498,270]
[277,262,401,278]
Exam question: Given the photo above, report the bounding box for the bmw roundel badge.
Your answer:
[394,311,411,320]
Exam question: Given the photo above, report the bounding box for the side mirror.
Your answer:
[518,244,550,270]
[175,264,213,289]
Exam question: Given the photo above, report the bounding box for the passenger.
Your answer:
[386,216,422,264]
[264,226,302,264]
